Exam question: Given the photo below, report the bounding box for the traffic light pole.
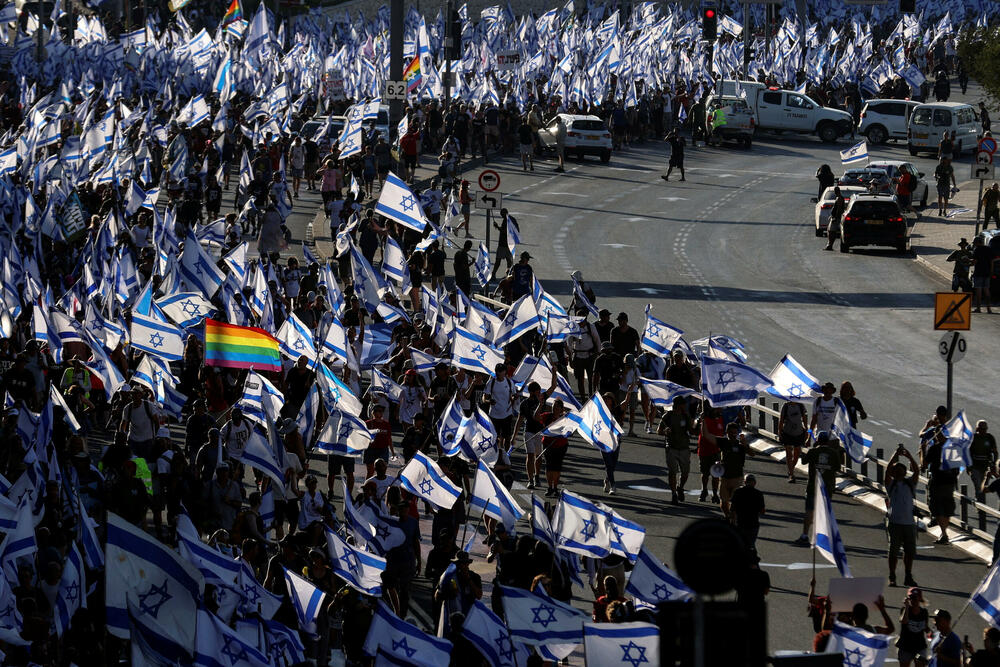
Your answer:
[444,0,453,112]
[389,0,403,138]
[742,2,750,77]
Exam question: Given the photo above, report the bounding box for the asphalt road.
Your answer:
[271,89,1000,656]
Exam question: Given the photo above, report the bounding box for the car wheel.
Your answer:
[840,241,850,253]
[576,149,585,162]
[600,149,611,163]
[908,143,918,156]
[865,125,888,144]
[818,123,838,143]
[897,241,908,253]
[743,137,752,149]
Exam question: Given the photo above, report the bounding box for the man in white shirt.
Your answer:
[120,386,159,461]
[484,362,517,451]
[221,407,254,461]
[364,459,396,502]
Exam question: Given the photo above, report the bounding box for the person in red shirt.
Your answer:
[399,130,419,183]
[536,398,569,497]
[364,404,395,478]
[698,404,724,503]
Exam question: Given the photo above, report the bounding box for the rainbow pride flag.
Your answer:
[402,55,421,92]
[222,0,242,26]
[205,319,281,372]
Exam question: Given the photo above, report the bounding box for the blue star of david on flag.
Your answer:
[180,299,201,316]
[843,647,864,667]
[646,322,661,338]
[787,383,805,398]
[293,338,305,351]
[620,640,649,667]
[419,479,434,495]
[476,435,494,453]
[392,637,417,658]
[652,583,671,600]
[375,524,391,540]
[715,369,736,389]
[496,635,513,660]
[243,583,261,605]
[221,634,250,665]
[471,345,488,361]
[531,604,557,628]
[137,579,172,618]
[148,332,165,348]
[64,581,80,605]
[580,517,598,541]
[399,194,417,212]
[339,550,361,574]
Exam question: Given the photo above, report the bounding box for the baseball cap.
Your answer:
[932,609,951,620]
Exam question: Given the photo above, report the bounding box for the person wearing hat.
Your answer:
[508,250,534,301]
[400,412,433,463]
[592,341,623,398]
[610,312,640,357]
[434,550,482,619]
[729,473,766,550]
[929,608,962,666]
[567,308,601,397]
[897,587,929,666]
[59,356,91,401]
[794,431,845,545]
[809,382,839,438]
[947,237,974,293]
[594,308,614,343]
[489,208,518,282]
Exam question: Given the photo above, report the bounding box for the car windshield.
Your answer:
[868,164,900,178]
[842,170,887,182]
[911,109,932,126]
[572,120,606,130]
[848,202,900,218]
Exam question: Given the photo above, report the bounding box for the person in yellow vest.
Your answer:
[708,106,727,143]
[60,357,92,400]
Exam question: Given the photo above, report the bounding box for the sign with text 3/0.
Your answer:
[383,80,407,100]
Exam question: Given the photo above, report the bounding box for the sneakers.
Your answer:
[793,534,810,546]
[699,490,708,502]
[604,479,611,493]
[903,575,918,587]
[609,484,615,495]
[644,424,652,434]
[544,487,556,497]
[527,479,536,489]
[888,574,897,587]
[935,535,950,545]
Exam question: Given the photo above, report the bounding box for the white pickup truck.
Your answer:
[713,80,854,143]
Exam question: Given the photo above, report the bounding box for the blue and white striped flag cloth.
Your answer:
[531,494,556,549]
[812,475,851,577]
[512,354,582,409]
[827,622,890,667]
[831,398,873,464]
[840,140,868,165]
[314,409,372,456]
[452,325,504,376]
[969,558,1000,627]
[128,599,190,667]
[195,606,269,667]
[155,291,214,329]
[315,361,364,416]
[295,384,320,449]
[474,242,492,288]
[437,394,465,453]
[364,601,453,666]
[493,294,541,347]
[237,370,285,426]
[238,560,281,620]
[325,528,386,596]
[625,545,694,605]
[563,393,623,453]
[276,313,317,361]
[0,562,23,632]
[48,384,81,433]
[283,567,326,636]
[572,277,599,317]
[237,428,285,491]
[451,408,499,465]
[601,502,646,563]
[471,459,525,530]
[180,232,226,299]
[105,512,204,650]
[506,217,522,255]
[639,378,700,408]
[766,353,821,403]
[130,285,185,362]
[0,500,37,581]
[641,304,683,355]
[369,367,404,402]
[700,355,774,407]
[466,303,501,340]
[0,147,18,176]
[400,451,462,510]
[375,172,429,232]
[320,315,352,366]
[175,514,240,588]
[499,584,586,647]
[461,600,517,667]
[76,493,104,569]
[583,621,659,667]
[553,490,613,558]
[53,543,86,637]
[381,235,411,289]
[941,410,975,471]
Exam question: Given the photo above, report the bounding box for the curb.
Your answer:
[749,437,993,565]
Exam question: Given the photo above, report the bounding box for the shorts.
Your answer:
[461,203,471,216]
[668,154,683,168]
[524,432,542,455]
[699,453,720,475]
[404,154,417,169]
[937,182,951,198]
[544,445,568,472]
[492,416,514,440]
[520,144,532,157]
[780,430,807,448]
[897,649,928,664]
[666,448,691,477]
[364,447,390,465]
[887,522,917,557]
[290,166,304,178]
[973,275,990,289]
[928,482,955,517]
[328,454,356,477]
[571,355,594,376]
[486,126,500,138]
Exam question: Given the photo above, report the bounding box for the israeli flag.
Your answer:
[106,512,204,650]
[840,140,868,165]
[315,360,364,416]
[195,606,269,667]
[295,384,320,448]
[470,459,525,530]
[325,528,386,596]
[452,325,504,376]
[553,490,613,558]
[466,303,502,340]
[399,451,462,510]
[563,393,623,453]
[531,493,557,549]
[506,217,522,256]
[369,367,403,402]
[812,475,851,577]
[640,304,683,355]
[54,543,86,638]
[449,407,499,465]
[969,558,1000,627]
[237,428,285,490]
[363,601,453,666]
[638,378,699,408]
[375,172,429,232]
[499,584,586,647]
[571,277,599,317]
[827,622,890,667]
[601,502,646,563]
[700,355,774,407]
[130,286,185,362]
[493,294,541,347]
[276,313,317,361]
[314,409,372,456]
[283,567,326,636]
[512,354,582,409]
[474,242,492,288]
[437,394,465,452]
[831,398,874,464]
[766,354,821,403]
[941,410,975,471]
[238,370,285,426]
[321,315,353,367]
[175,514,240,588]
[155,291,214,329]
[583,621,659,667]
[625,545,694,605]
[76,494,104,569]
[462,600,517,667]
[381,236,411,289]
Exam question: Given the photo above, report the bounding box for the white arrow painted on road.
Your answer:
[631,287,665,295]
[716,174,737,178]
[602,243,638,249]
[658,196,688,202]
[760,563,837,570]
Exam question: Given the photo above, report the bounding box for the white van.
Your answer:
[907,102,979,156]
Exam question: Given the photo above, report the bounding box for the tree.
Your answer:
[959,29,1000,104]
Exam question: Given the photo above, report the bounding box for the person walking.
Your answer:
[490,209,517,281]
[921,428,958,545]
[969,421,998,502]
[982,183,1000,230]
[971,235,997,314]
[729,473,765,550]
[935,155,956,216]
[661,129,686,182]
[815,164,836,202]
[947,238,973,293]
[825,187,846,251]
[453,239,474,296]
[658,395,698,505]
[553,116,567,172]
[886,445,920,587]
[981,102,992,133]
[778,399,809,483]
[794,431,844,545]
[896,588,929,667]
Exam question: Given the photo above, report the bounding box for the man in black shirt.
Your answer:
[730,473,766,550]
[509,252,534,301]
[594,309,614,343]
[972,235,997,314]
[453,240,474,295]
[401,413,434,461]
[610,312,640,356]
[592,342,622,396]
[518,119,534,171]
[514,375,557,489]
[922,429,960,544]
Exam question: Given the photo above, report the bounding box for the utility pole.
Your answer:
[443,0,454,112]
[742,1,750,77]
[389,0,403,139]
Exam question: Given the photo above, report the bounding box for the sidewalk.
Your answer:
[911,177,994,282]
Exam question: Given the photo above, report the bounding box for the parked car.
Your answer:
[838,167,892,193]
[537,114,613,163]
[907,101,979,156]
[857,99,919,144]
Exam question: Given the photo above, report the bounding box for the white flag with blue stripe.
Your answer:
[969,558,1000,627]
[195,605,269,667]
[400,451,462,510]
[276,313,317,361]
[475,242,492,288]
[641,304,683,355]
[76,493,104,569]
[840,140,868,165]
[437,394,465,453]
[176,514,240,588]
[553,490,613,558]
[700,355,774,407]
[375,172,429,232]
[462,600,517,667]
[237,428,285,490]
[827,622,890,667]
[54,543,86,637]
[325,528,386,596]
[601,502,646,563]
[314,409,372,456]
[0,501,37,581]
[639,378,700,408]
[180,232,226,299]
[812,475,851,577]
[531,495,557,551]
[941,410,975,471]
[381,236,411,289]
[452,325,504,375]
[766,353,821,403]
[563,393,623,453]
[283,567,326,636]
[499,584,586,647]
[493,294,541,347]
[583,621,659,667]
[471,459,525,530]
[364,601,452,666]
[625,545,694,605]
[831,398,874,464]
[130,284,185,362]
[156,291,214,330]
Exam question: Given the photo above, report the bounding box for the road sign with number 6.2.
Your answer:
[938,331,966,363]
[383,80,408,99]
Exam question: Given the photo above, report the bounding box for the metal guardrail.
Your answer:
[751,397,1000,545]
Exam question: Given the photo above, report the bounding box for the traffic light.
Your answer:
[701,3,717,42]
[899,0,915,13]
[446,9,462,59]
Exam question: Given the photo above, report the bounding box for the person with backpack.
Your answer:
[484,363,517,453]
[779,400,809,483]
[119,386,160,461]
